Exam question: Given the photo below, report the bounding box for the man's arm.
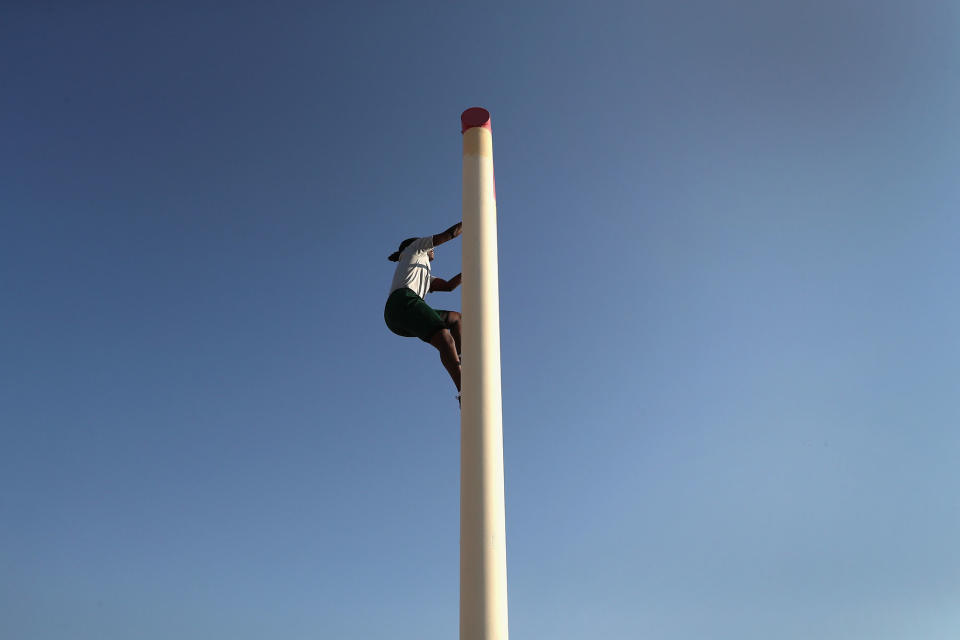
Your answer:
[429,273,462,292]
[432,221,462,247]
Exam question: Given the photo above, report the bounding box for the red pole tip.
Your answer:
[461,107,491,133]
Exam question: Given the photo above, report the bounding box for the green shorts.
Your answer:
[384,288,448,342]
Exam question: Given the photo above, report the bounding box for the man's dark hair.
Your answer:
[388,237,419,262]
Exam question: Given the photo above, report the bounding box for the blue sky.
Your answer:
[2,2,958,638]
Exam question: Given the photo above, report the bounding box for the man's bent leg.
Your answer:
[445,311,462,356]
[440,311,463,353]
[437,310,462,356]
[429,328,461,392]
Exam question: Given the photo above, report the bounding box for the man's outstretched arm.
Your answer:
[432,221,462,247]
[429,273,462,292]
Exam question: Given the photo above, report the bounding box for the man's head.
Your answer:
[388,237,419,262]
[388,237,436,262]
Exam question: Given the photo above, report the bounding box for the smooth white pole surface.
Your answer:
[459,107,508,640]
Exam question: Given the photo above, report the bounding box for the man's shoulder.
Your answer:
[411,236,434,251]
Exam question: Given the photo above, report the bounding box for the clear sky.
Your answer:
[2,2,958,639]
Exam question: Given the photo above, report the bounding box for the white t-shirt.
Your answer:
[389,236,435,299]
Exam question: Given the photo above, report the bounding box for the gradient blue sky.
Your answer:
[2,2,959,639]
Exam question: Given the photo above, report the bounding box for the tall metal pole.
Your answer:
[459,107,509,640]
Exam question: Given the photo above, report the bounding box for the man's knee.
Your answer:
[445,311,461,331]
[429,328,456,351]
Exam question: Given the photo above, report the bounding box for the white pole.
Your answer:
[459,107,509,640]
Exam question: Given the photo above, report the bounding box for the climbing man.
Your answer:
[384,221,463,401]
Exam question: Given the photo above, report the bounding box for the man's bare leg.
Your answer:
[429,328,461,392]
[444,311,462,356]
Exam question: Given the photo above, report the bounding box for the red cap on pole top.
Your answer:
[461,107,491,134]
